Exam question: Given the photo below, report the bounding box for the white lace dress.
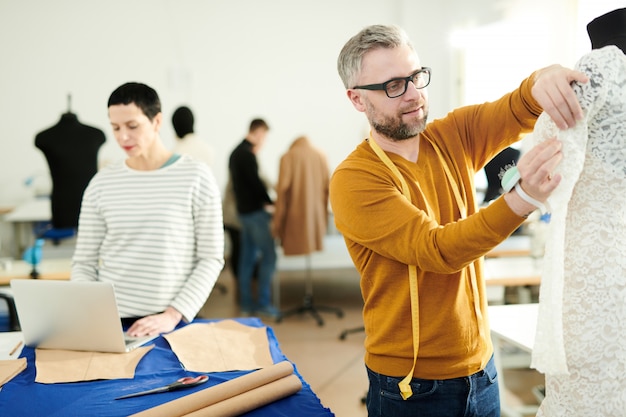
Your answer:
[530,45,626,416]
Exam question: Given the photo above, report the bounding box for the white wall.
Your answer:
[0,0,387,204]
[0,0,619,208]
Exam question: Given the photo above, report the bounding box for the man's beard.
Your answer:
[367,101,428,141]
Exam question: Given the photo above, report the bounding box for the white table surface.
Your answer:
[2,198,52,258]
[487,235,531,257]
[0,258,72,285]
[276,234,354,271]
[489,303,540,417]
[484,257,542,287]
[489,303,537,352]
[3,198,50,223]
[0,331,24,360]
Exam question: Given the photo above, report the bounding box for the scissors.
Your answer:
[115,375,209,400]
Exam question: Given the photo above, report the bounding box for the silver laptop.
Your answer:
[10,280,157,353]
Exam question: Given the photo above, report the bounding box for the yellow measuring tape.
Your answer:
[367,134,482,400]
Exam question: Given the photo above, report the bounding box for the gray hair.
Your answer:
[337,24,414,89]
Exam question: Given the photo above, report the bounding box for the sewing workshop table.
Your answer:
[483,256,541,287]
[0,258,72,285]
[489,303,539,417]
[0,318,334,417]
[2,198,51,258]
[483,256,541,304]
[486,235,531,258]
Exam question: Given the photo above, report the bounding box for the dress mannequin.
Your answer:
[273,136,342,326]
[272,136,329,256]
[35,104,105,229]
[531,8,626,416]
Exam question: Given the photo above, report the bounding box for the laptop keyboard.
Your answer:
[124,334,143,343]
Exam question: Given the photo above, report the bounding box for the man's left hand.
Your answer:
[532,64,589,130]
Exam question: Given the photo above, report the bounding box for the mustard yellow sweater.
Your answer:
[329,75,542,380]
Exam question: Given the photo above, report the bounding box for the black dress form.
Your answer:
[482,146,521,203]
[34,112,105,229]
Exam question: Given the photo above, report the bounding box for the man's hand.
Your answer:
[504,138,562,217]
[126,307,183,337]
[531,64,589,130]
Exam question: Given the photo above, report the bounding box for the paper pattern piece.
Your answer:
[163,320,273,372]
[0,358,27,387]
[35,345,153,383]
[130,361,301,417]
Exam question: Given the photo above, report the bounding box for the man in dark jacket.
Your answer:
[228,118,279,319]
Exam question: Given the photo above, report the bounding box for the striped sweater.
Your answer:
[71,155,224,322]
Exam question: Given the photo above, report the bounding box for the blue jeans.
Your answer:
[237,210,276,311]
[366,355,500,417]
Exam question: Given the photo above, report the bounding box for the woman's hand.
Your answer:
[126,307,183,337]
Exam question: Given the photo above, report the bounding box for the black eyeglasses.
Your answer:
[352,67,431,98]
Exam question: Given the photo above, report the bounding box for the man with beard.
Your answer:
[329,24,587,417]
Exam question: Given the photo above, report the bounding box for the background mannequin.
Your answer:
[482,146,520,204]
[35,103,105,229]
[272,135,329,255]
[273,135,342,326]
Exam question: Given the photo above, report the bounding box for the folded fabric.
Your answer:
[0,358,27,387]
[163,320,273,372]
[35,345,153,383]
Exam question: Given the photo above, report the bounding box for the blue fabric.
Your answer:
[238,210,277,311]
[365,355,500,417]
[0,318,334,417]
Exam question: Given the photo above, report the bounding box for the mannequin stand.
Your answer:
[277,255,343,326]
[339,325,364,340]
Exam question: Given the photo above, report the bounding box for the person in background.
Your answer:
[171,105,226,298]
[72,82,224,337]
[228,118,279,319]
[531,8,626,416]
[223,170,269,303]
[330,24,586,416]
[171,105,214,167]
